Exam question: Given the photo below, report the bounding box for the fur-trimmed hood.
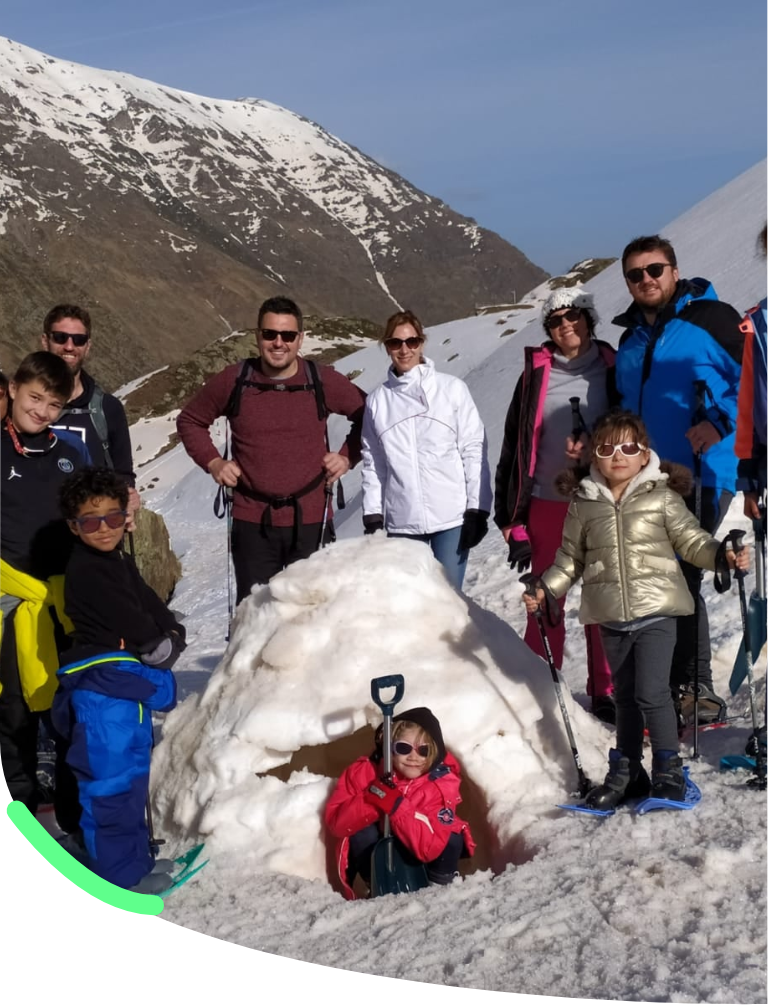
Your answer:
[554,451,694,501]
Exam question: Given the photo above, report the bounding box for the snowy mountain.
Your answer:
[97,159,768,999]
[0,36,546,387]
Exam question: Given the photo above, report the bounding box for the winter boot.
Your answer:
[651,750,686,801]
[585,749,648,809]
[677,683,727,729]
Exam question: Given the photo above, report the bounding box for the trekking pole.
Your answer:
[522,575,592,797]
[690,379,708,758]
[730,530,767,790]
[225,487,234,638]
[319,482,333,550]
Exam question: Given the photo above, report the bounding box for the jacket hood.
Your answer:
[612,277,715,329]
[374,705,447,765]
[554,453,693,500]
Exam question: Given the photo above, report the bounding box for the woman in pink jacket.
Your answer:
[325,706,475,900]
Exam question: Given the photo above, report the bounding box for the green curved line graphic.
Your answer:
[7,800,164,915]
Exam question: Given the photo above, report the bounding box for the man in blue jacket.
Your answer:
[613,235,743,727]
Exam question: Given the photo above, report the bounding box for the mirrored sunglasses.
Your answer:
[594,442,647,459]
[49,331,90,347]
[624,262,674,284]
[546,308,582,330]
[384,336,423,351]
[259,328,300,343]
[393,740,430,757]
[71,511,128,533]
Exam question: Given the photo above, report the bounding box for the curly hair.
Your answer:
[59,467,130,520]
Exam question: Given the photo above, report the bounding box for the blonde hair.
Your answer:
[392,719,438,770]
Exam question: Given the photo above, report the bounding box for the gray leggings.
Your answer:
[599,619,679,759]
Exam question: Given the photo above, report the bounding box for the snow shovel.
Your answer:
[369,675,429,897]
[729,508,766,697]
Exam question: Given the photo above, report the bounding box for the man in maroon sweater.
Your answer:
[177,296,366,601]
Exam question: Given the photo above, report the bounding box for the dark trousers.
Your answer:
[348,823,464,887]
[0,612,82,830]
[670,487,732,691]
[231,519,333,603]
[600,619,679,759]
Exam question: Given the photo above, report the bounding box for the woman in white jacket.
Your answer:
[362,310,492,590]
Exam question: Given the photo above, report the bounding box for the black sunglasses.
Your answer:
[393,740,430,757]
[384,336,423,351]
[624,262,674,284]
[48,331,90,347]
[546,308,582,330]
[71,511,128,534]
[259,328,300,343]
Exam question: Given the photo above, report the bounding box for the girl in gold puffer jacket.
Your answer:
[524,411,748,808]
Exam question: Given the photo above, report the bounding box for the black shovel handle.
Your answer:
[371,675,405,716]
[730,529,747,583]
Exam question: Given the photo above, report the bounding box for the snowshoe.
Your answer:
[560,768,700,816]
[158,843,209,897]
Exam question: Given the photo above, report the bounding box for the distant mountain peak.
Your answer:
[0,35,547,387]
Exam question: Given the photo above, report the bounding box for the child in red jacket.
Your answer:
[325,706,475,899]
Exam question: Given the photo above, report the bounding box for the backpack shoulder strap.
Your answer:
[59,384,112,468]
[224,358,258,419]
[303,358,328,421]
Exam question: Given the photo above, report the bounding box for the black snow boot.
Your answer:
[585,749,649,809]
[651,750,686,801]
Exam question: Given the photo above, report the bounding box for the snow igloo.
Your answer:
[152,534,609,891]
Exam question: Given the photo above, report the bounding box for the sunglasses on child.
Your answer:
[259,328,300,343]
[624,262,674,284]
[48,331,90,347]
[594,442,648,458]
[545,308,582,330]
[384,336,424,351]
[393,740,430,757]
[71,511,128,533]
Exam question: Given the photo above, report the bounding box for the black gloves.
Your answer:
[507,536,532,573]
[363,514,384,535]
[140,630,186,669]
[458,509,489,552]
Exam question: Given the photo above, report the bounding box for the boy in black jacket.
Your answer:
[0,352,87,818]
[53,467,185,892]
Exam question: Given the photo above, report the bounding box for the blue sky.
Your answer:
[4,0,765,274]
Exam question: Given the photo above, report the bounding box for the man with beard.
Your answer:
[177,295,366,601]
[41,304,138,517]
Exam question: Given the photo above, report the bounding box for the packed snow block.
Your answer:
[151,536,610,885]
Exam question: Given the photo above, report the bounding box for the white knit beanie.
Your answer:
[541,287,599,331]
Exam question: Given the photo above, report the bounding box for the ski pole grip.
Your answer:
[520,572,537,596]
[730,530,746,554]
[371,675,405,715]
[569,397,583,440]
